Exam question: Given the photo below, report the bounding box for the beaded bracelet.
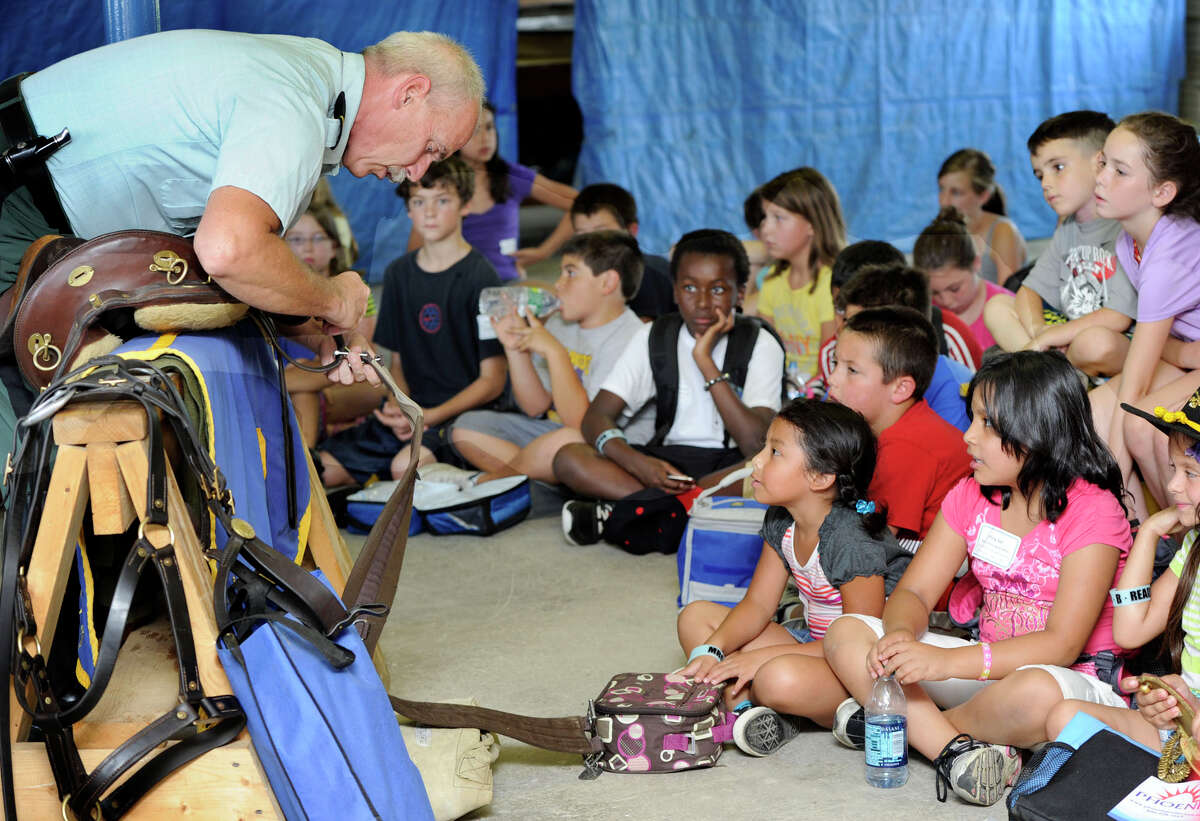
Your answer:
[703,373,731,391]
[593,427,626,455]
[978,642,992,681]
[687,644,725,663]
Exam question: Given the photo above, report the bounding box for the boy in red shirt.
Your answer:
[826,306,971,554]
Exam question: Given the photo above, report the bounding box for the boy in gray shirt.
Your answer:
[984,111,1136,377]
[449,230,653,484]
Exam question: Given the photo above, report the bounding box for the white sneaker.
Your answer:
[934,733,1022,806]
[732,706,803,757]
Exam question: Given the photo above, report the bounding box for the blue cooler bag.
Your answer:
[218,571,433,821]
[346,480,424,536]
[414,474,531,536]
[677,469,767,608]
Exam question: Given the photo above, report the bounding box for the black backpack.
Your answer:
[646,312,786,447]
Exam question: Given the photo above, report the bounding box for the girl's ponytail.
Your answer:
[938,148,1006,215]
[983,182,1008,216]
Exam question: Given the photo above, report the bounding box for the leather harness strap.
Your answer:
[388,696,599,756]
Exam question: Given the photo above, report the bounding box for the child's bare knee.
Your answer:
[823,616,873,673]
[751,657,806,708]
[551,442,592,486]
[1045,698,1084,740]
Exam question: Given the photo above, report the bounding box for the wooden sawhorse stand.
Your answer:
[10,399,356,818]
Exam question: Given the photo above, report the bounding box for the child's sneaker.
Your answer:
[933,733,1022,806]
[732,706,803,757]
[831,697,865,750]
[561,500,612,546]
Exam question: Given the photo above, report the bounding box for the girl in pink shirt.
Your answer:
[824,350,1131,808]
[915,207,1014,351]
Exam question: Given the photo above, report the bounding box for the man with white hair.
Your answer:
[2,28,482,348]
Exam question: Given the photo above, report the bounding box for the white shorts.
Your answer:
[837,614,1128,710]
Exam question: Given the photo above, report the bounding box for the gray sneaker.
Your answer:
[934,733,1022,806]
[732,706,804,757]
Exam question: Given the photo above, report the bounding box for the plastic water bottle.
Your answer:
[785,360,807,399]
[478,286,560,321]
[864,673,908,788]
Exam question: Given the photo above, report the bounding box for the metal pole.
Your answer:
[103,0,161,44]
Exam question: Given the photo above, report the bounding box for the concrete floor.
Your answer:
[357,508,1008,821]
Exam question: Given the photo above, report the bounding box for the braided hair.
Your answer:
[775,398,889,537]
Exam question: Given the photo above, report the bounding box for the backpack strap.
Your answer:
[647,313,684,447]
[648,313,786,449]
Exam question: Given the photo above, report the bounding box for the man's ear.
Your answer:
[628,221,640,238]
[889,374,917,405]
[393,74,432,110]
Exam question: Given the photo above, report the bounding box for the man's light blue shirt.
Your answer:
[22,29,364,238]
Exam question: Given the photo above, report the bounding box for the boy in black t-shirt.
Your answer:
[317,157,506,485]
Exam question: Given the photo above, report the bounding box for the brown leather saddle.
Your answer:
[7,229,246,389]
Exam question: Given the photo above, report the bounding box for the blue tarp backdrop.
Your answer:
[573,0,1187,255]
[0,1,518,278]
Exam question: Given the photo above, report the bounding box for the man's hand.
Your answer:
[318,330,380,386]
[323,271,371,334]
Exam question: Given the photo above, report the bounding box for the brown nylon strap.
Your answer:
[389,696,598,756]
[342,363,422,654]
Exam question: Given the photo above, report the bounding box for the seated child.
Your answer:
[679,398,905,756]
[569,183,675,319]
[449,230,654,484]
[914,207,1014,351]
[984,110,1136,376]
[282,193,381,448]
[815,242,981,390]
[835,266,974,431]
[555,228,785,545]
[755,167,846,386]
[1045,386,1200,759]
[1087,112,1200,520]
[936,148,1028,285]
[824,351,1132,808]
[826,306,971,553]
[317,156,506,485]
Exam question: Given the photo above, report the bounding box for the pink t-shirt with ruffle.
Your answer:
[941,477,1131,662]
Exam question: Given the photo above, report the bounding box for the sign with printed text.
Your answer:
[1109,776,1200,820]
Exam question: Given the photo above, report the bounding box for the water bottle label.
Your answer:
[864,719,907,768]
[477,313,497,340]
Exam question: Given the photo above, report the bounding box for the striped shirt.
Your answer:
[781,524,842,639]
[1169,530,1200,682]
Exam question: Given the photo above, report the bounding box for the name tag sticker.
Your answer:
[973,522,1021,570]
